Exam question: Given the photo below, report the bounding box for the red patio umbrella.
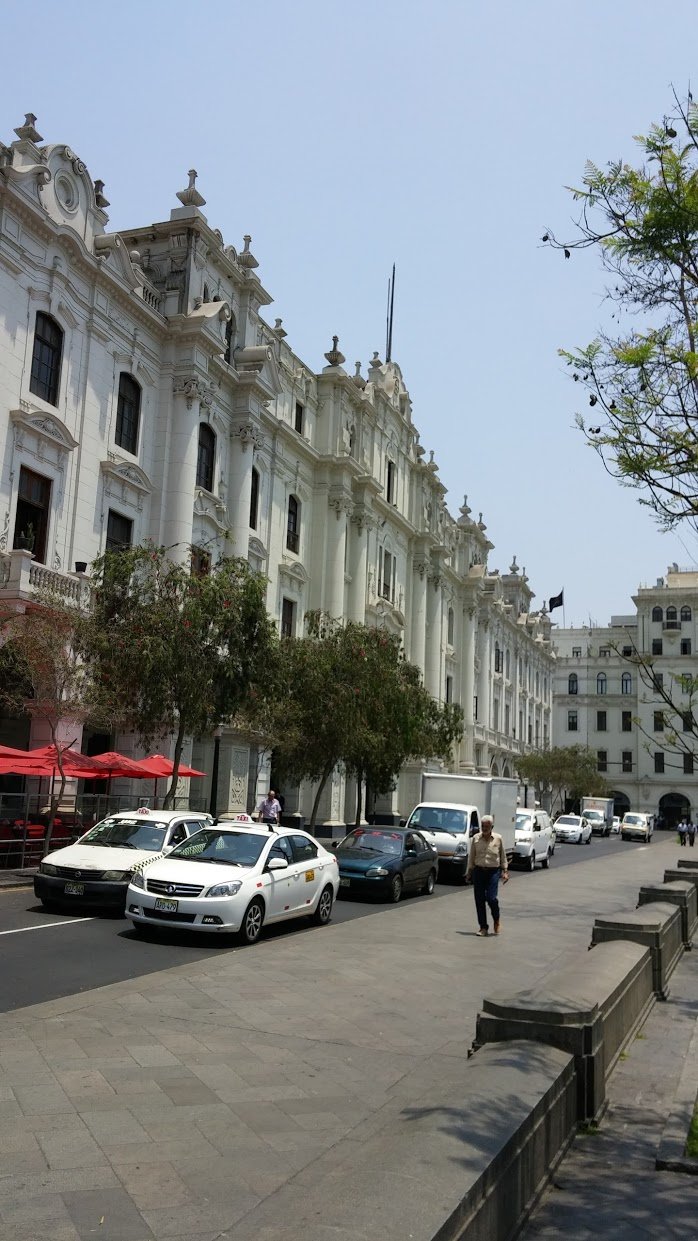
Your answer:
[133,754,206,778]
[88,751,158,779]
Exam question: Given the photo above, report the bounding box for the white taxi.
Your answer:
[34,807,213,911]
[553,814,592,845]
[126,824,339,943]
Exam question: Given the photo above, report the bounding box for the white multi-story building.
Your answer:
[0,114,554,822]
[552,565,698,827]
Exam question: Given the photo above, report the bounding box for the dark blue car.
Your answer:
[335,827,438,903]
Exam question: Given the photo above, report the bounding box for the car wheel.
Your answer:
[389,874,403,904]
[422,869,436,895]
[541,850,550,870]
[527,851,535,872]
[239,897,265,944]
[312,885,334,925]
[586,833,592,845]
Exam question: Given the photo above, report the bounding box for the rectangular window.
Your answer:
[106,509,133,551]
[653,711,664,732]
[493,698,499,731]
[30,312,63,406]
[681,674,693,694]
[622,646,633,657]
[684,753,694,775]
[683,712,694,733]
[528,721,533,744]
[445,675,453,704]
[652,673,664,692]
[379,549,394,602]
[622,751,633,773]
[567,710,578,732]
[505,703,510,735]
[249,468,259,530]
[681,638,692,655]
[597,750,607,773]
[599,647,610,657]
[13,466,51,564]
[294,401,304,434]
[622,710,632,732]
[281,597,295,638]
[115,374,140,455]
[654,751,665,774]
[652,639,663,656]
[474,695,478,723]
[596,710,607,731]
[572,646,582,657]
[386,460,396,505]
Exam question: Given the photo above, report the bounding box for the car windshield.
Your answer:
[556,816,579,826]
[338,829,403,856]
[409,810,465,834]
[167,828,267,867]
[79,817,169,851]
[516,814,534,830]
[586,811,603,820]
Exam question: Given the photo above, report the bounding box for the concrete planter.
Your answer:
[591,902,683,1000]
[638,880,697,949]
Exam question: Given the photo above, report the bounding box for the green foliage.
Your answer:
[548,90,698,529]
[82,547,276,804]
[517,745,607,815]
[264,614,463,827]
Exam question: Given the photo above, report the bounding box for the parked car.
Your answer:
[34,808,214,911]
[401,803,478,883]
[127,825,338,942]
[620,812,653,843]
[611,816,621,834]
[335,827,438,902]
[553,814,592,845]
[514,808,554,871]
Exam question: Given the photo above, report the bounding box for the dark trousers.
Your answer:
[472,867,501,929]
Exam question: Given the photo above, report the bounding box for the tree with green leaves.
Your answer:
[83,547,276,806]
[516,745,607,817]
[547,89,698,529]
[0,593,102,850]
[269,614,463,829]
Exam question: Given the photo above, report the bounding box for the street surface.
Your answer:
[0,833,638,1012]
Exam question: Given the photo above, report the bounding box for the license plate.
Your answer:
[340,877,350,888]
[154,897,178,912]
[64,881,84,895]
[305,869,315,882]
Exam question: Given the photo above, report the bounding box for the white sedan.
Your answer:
[126,824,339,943]
[553,814,592,845]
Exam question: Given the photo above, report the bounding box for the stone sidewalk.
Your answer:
[0,838,694,1240]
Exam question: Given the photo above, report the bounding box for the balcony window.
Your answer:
[30,312,63,406]
[651,605,663,622]
[106,509,133,551]
[281,597,295,638]
[621,672,632,694]
[13,466,51,564]
[196,424,215,491]
[596,672,607,694]
[379,549,394,602]
[681,606,692,622]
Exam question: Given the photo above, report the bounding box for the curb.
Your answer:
[655,1015,698,1174]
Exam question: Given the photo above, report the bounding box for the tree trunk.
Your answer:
[43,738,68,857]
[164,722,186,810]
[309,762,333,830]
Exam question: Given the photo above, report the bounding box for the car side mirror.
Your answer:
[399,818,406,827]
[406,847,417,856]
[267,857,289,871]
[162,843,174,853]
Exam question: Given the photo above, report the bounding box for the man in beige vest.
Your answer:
[465,814,509,936]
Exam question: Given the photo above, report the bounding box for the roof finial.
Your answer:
[238,235,259,270]
[14,113,42,143]
[176,169,206,208]
[324,335,345,367]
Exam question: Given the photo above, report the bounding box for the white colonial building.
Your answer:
[552,565,698,827]
[0,114,554,823]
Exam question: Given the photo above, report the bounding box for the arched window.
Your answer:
[681,605,692,622]
[286,494,300,553]
[30,312,63,406]
[249,467,259,530]
[621,672,632,694]
[115,374,141,455]
[196,424,215,491]
[666,605,677,622]
[568,673,578,695]
[652,606,663,622]
[447,607,454,645]
[597,672,607,695]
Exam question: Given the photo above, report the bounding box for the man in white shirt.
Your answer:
[256,790,282,830]
[465,814,509,937]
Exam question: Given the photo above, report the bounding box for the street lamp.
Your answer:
[209,726,222,819]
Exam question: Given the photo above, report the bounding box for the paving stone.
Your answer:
[62,1186,153,1240]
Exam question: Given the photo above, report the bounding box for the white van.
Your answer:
[620,812,653,843]
[514,808,555,871]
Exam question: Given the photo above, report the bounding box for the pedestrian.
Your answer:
[465,814,509,937]
[688,819,696,848]
[678,819,688,847]
[256,788,281,831]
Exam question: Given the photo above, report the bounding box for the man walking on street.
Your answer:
[688,819,696,848]
[465,814,509,936]
[256,789,281,830]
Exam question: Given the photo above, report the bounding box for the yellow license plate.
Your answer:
[305,869,315,882]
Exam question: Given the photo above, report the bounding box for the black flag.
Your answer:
[549,590,564,612]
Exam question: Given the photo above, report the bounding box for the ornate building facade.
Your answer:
[0,114,554,821]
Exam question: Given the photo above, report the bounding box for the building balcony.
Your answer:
[0,549,91,608]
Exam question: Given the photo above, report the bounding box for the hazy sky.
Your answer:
[2,1,696,625]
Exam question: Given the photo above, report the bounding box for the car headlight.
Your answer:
[130,872,146,890]
[102,870,132,882]
[40,862,58,876]
[366,867,389,877]
[517,834,532,842]
[205,881,243,898]
[454,842,468,854]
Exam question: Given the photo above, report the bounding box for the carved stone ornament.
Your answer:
[328,492,352,517]
[14,113,43,143]
[10,408,78,460]
[231,421,264,449]
[173,376,215,410]
[176,169,206,209]
[100,458,152,513]
[412,557,430,578]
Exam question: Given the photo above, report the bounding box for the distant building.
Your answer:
[0,114,553,822]
[552,565,698,826]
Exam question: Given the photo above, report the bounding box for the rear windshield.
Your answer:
[556,816,579,826]
[624,815,643,825]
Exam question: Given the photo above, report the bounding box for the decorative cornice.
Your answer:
[173,376,215,410]
[100,457,152,495]
[10,407,78,453]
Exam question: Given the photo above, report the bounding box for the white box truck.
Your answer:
[403,773,518,881]
[581,796,614,837]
